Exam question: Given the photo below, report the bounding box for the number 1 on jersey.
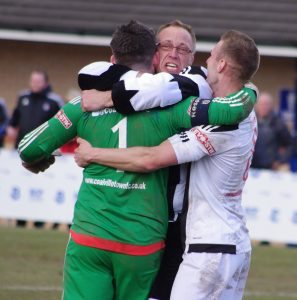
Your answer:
[112,117,127,149]
[111,117,127,172]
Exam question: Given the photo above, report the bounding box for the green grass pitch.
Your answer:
[0,226,296,300]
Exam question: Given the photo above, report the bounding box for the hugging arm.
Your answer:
[74,138,177,172]
[79,62,258,126]
[78,63,209,112]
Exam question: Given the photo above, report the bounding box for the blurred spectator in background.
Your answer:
[5,70,64,227]
[251,92,293,170]
[6,70,64,148]
[0,97,9,147]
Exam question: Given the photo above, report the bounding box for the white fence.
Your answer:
[0,149,80,223]
[243,168,297,244]
[1,149,297,244]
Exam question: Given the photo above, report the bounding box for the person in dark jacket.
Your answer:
[251,92,293,170]
[5,70,64,228]
[6,69,64,148]
[0,97,9,147]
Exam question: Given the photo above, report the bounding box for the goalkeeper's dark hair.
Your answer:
[110,20,157,69]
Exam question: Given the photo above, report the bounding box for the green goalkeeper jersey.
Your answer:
[19,95,194,254]
[18,86,257,255]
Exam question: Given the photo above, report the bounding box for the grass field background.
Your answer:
[0,225,297,300]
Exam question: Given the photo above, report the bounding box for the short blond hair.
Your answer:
[220,30,260,82]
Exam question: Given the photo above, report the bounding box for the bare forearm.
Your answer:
[88,146,159,172]
[74,138,178,171]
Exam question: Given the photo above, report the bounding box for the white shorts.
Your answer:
[170,251,251,300]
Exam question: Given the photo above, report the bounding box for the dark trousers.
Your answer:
[149,217,184,300]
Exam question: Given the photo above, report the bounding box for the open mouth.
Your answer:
[165,63,179,72]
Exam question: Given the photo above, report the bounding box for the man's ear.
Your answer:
[152,52,160,72]
[110,55,116,64]
[217,59,226,73]
[188,53,195,66]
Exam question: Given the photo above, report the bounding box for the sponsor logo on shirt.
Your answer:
[190,98,211,118]
[85,178,146,190]
[190,127,216,155]
[92,108,117,117]
[189,98,199,118]
[55,110,72,129]
[21,97,30,106]
[42,103,50,111]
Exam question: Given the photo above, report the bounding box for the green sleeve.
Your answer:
[208,86,257,125]
[166,96,194,131]
[163,85,258,130]
[18,98,83,163]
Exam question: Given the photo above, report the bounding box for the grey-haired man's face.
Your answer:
[156,26,194,74]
